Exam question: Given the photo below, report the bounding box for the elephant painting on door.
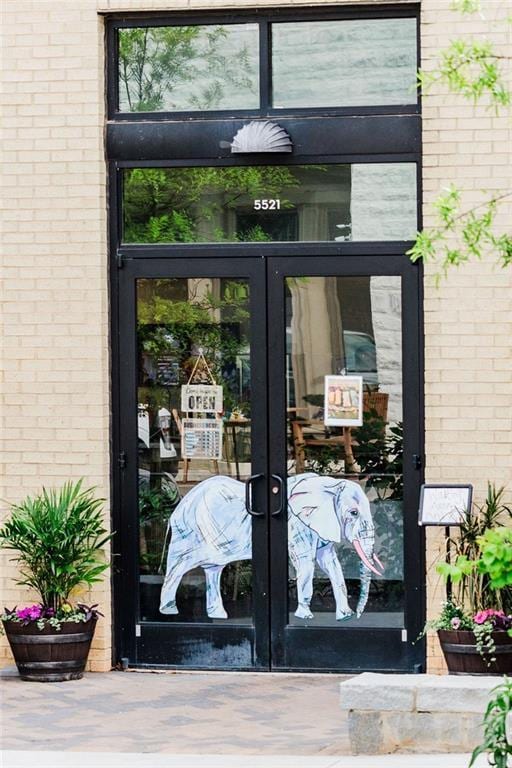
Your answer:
[159,473,384,621]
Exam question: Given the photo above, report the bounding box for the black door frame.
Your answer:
[111,247,425,671]
[115,257,270,669]
[107,3,424,670]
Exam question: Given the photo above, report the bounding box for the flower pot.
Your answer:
[2,617,97,682]
[438,628,512,675]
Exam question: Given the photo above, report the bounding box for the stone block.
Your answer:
[348,710,483,755]
[416,675,498,714]
[383,712,483,754]
[339,673,416,712]
[348,711,384,755]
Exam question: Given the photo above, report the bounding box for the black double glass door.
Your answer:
[115,253,424,672]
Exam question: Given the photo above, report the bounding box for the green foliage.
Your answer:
[123,166,300,244]
[410,2,512,276]
[421,599,473,633]
[479,528,512,590]
[139,483,180,525]
[408,185,512,282]
[139,481,181,574]
[0,481,112,611]
[118,26,254,112]
[470,677,512,768]
[356,417,403,500]
[437,484,512,614]
[138,279,250,414]
[418,38,511,108]
[451,0,481,12]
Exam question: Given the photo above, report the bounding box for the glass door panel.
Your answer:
[137,276,254,625]
[285,275,404,629]
[268,257,423,672]
[118,258,269,669]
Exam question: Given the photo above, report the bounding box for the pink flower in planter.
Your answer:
[16,605,43,621]
[451,617,461,630]
[473,609,506,625]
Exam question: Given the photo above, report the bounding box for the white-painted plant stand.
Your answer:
[340,673,500,755]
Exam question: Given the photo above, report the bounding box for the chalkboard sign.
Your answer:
[418,484,473,526]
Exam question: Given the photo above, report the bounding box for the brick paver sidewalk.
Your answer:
[1,670,349,755]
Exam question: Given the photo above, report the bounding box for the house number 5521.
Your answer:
[253,199,281,210]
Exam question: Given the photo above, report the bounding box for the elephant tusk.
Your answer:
[373,553,384,572]
[353,539,382,576]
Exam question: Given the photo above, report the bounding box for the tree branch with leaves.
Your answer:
[408,0,511,277]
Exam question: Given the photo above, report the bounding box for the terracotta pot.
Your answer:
[2,617,97,682]
[438,628,512,675]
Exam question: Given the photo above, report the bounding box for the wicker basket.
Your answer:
[363,391,389,422]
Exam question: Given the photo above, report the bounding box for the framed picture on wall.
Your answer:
[324,375,363,426]
[418,484,473,526]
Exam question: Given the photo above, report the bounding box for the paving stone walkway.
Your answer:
[1,751,487,767]
[1,669,350,755]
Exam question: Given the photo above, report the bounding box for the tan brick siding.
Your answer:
[421,0,512,672]
[1,0,110,671]
[1,0,511,674]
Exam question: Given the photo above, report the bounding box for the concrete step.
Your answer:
[340,673,500,755]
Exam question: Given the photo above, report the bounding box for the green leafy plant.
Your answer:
[408,1,512,277]
[470,676,512,768]
[479,528,512,590]
[421,599,474,634]
[438,484,512,615]
[0,480,113,614]
[139,481,181,574]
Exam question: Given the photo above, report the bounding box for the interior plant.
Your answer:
[424,484,512,674]
[0,480,113,682]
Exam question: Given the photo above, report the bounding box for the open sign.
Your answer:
[181,384,223,414]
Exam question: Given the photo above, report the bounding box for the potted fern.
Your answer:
[0,480,112,682]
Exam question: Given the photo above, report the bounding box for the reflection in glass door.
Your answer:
[137,276,254,624]
[118,259,269,669]
[268,258,423,672]
[285,276,404,628]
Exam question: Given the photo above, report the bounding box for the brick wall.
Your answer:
[1,0,510,673]
[421,0,512,672]
[1,0,110,670]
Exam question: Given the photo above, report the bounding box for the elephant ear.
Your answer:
[289,483,342,543]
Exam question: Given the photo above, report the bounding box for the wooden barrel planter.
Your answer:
[2,618,97,682]
[438,628,512,675]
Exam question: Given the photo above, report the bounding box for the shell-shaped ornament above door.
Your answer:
[229,121,293,153]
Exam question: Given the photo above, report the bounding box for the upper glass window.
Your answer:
[118,24,260,112]
[122,163,417,243]
[116,16,418,114]
[272,18,417,108]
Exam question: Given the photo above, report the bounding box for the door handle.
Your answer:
[245,473,265,517]
[271,474,285,517]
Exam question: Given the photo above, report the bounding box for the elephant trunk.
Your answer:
[356,561,372,618]
[353,535,383,618]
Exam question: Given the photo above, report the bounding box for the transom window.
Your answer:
[122,164,417,244]
[112,11,418,116]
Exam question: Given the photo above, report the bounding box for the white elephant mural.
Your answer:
[159,473,384,621]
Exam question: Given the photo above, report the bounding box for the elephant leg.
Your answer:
[205,564,228,619]
[294,557,315,619]
[160,556,190,614]
[316,543,353,621]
